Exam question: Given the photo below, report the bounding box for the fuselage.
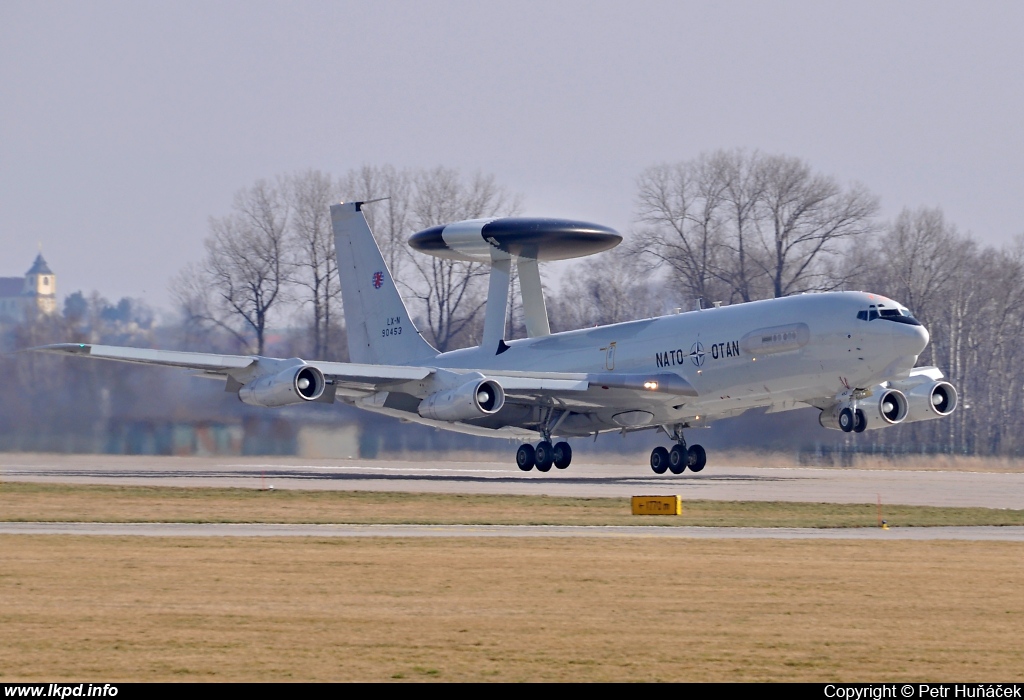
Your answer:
[410,291,929,435]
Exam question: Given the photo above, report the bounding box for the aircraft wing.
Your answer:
[29,343,432,390]
[31,344,696,400]
[32,342,255,371]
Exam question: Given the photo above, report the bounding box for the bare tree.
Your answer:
[338,165,522,350]
[549,252,668,332]
[716,149,768,302]
[284,170,342,359]
[861,207,962,326]
[172,180,290,355]
[753,154,879,297]
[340,165,414,280]
[405,168,522,351]
[838,208,1024,457]
[635,159,730,306]
[636,150,878,303]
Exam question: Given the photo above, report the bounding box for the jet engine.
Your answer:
[900,380,958,423]
[238,365,326,407]
[857,388,909,430]
[418,379,505,421]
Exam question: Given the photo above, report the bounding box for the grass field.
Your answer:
[3,482,1023,681]
[3,482,1024,527]
[1,536,1022,682]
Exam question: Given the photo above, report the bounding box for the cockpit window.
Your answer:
[857,304,922,326]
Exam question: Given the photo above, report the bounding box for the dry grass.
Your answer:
[3,482,1024,527]
[0,536,1022,681]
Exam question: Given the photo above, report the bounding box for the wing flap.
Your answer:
[478,371,696,396]
[306,360,433,385]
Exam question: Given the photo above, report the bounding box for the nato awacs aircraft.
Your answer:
[36,202,958,474]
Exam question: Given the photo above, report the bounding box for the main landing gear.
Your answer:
[837,406,867,433]
[650,425,706,475]
[516,440,572,471]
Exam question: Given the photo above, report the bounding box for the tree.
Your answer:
[636,150,879,304]
[172,180,290,355]
[405,168,522,351]
[717,149,767,302]
[284,170,342,359]
[635,159,729,306]
[845,208,1024,457]
[859,207,962,330]
[340,166,522,351]
[549,253,668,332]
[754,154,879,297]
[340,165,414,280]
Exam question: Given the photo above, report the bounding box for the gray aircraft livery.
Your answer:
[36,202,958,474]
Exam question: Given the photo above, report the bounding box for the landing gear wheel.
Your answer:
[853,409,867,433]
[535,441,554,472]
[516,444,535,471]
[668,444,688,474]
[553,442,572,469]
[687,444,707,472]
[839,407,855,433]
[650,446,670,474]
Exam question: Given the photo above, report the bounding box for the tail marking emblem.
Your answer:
[372,271,384,289]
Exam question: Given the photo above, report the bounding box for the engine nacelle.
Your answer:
[418,379,505,422]
[902,380,958,423]
[238,365,326,407]
[858,388,909,430]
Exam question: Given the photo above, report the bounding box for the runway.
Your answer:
[3,522,1024,540]
[3,453,1023,509]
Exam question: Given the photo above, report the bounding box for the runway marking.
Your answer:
[2,522,1023,541]
[4,459,1023,509]
[1,464,523,475]
[269,465,522,474]
[3,461,1018,477]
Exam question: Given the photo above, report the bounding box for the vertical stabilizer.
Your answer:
[331,202,437,365]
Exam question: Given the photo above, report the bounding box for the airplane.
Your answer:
[34,201,958,474]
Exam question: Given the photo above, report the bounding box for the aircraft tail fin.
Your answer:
[331,202,438,365]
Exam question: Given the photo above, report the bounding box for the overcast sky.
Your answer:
[2,1,1022,310]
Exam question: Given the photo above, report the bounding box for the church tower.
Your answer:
[23,253,57,315]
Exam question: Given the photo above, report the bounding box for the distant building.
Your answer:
[0,254,58,323]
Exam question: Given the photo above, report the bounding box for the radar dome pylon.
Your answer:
[408,218,622,352]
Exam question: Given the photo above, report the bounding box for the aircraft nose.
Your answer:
[893,322,929,356]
